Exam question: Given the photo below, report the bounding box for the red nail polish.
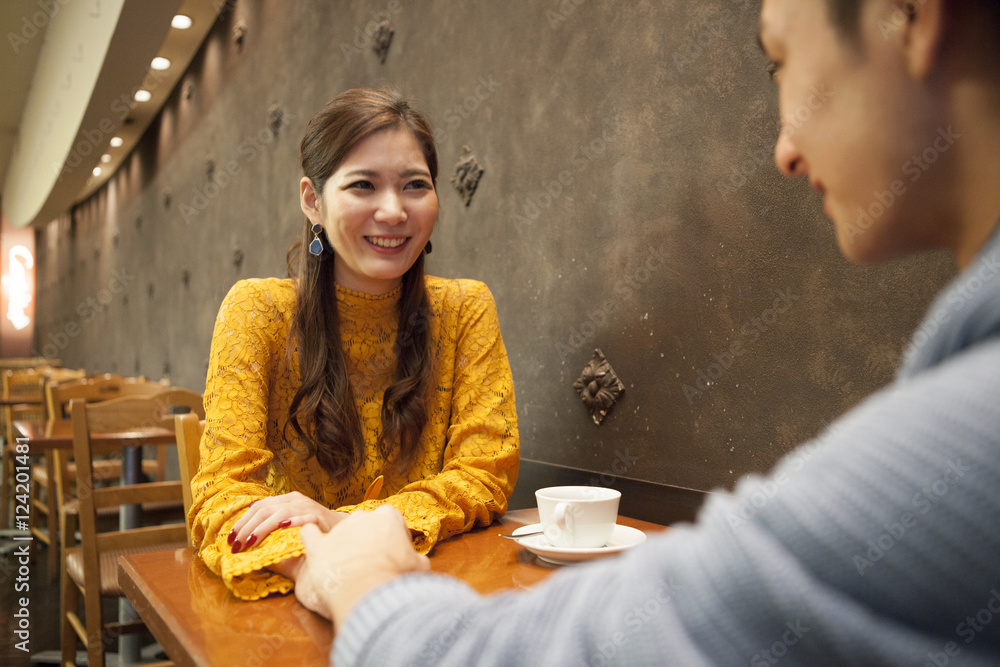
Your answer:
[227,530,236,545]
[278,519,292,528]
[245,533,258,549]
[232,539,242,554]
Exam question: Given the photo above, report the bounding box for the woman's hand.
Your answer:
[228,491,348,553]
[293,506,430,623]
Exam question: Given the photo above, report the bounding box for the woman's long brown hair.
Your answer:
[286,88,437,479]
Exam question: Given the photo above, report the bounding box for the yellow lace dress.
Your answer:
[190,276,519,600]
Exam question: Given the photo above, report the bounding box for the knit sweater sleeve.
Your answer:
[333,338,1000,666]
[190,279,305,600]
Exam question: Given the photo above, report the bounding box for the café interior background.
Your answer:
[3,0,954,495]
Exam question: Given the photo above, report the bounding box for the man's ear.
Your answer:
[901,0,946,79]
[300,177,321,223]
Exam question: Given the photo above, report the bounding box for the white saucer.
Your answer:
[512,523,646,565]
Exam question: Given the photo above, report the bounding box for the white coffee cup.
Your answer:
[535,486,621,548]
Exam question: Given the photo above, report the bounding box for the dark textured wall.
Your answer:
[33,0,954,493]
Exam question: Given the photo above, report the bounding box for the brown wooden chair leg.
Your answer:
[84,577,104,667]
[60,563,79,666]
[44,453,60,580]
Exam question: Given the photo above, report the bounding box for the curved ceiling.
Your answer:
[0,0,222,228]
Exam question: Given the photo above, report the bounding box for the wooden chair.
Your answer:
[1,367,53,528]
[174,412,206,545]
[1,367,84,530]
[31,375,166,581]
[61,389,202,666]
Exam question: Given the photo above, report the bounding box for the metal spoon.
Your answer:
[499,530,544,540]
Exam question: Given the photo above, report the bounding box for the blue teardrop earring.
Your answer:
[308,223,324,256]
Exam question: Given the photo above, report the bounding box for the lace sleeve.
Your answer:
[189,279,306,600]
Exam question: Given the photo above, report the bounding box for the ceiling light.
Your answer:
[92,167,102,177]
[151,57,171,71]
[110,136,123,147]
[101,154,112,163]
[171,14,192,29]
[134,89,152,102]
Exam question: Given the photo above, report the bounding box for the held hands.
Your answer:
[294,506,431,625]
[228,491,348,553]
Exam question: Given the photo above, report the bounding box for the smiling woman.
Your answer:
[187,88,519,600]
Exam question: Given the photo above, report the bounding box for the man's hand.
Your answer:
[294,505,431,625]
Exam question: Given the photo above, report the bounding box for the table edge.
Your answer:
[119,550,207,667]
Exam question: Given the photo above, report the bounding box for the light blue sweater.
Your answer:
[334,226,1000,666]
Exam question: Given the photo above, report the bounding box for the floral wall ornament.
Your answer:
[372,19,394,63]
[451,145,484,207]
[573,349,625,425]
[267,103,285,137]
[233,19,247,52]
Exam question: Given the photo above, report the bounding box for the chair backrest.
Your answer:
[3,366,53,402]
[2,366,83,440]
[174,412,205,545]
[47,375,172,421]
[0,357,60,371]
[69,390,203,564]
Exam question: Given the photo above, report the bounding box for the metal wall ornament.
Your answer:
[233,19,248,52]
[267,104,285,137]
[373,20,394,63]
[451,145,484,207]
[573,349,625,425]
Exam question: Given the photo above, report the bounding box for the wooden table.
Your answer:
[11,418,176,451]
[118,508,667,666]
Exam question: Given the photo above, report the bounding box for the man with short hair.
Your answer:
[294,1,1000,664]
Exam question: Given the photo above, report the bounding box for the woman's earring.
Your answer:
[424,240,433,255]
[309,223,324,256]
